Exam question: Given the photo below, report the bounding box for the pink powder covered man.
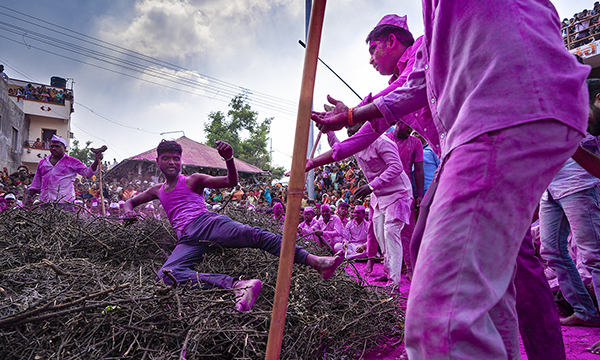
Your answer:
[298,206,318,244]
[311,203,344,251]
[123,140,344,312]
[327,123,411,283]
[311,2,588,359]
[25,135,104,209]
[386,122,424,278]
[338,205,370,260]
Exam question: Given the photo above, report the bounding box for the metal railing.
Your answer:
[562,13,600,50]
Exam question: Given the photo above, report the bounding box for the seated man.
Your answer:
[123,140,343,312]
[338,205,370,260]
[311,203,344,251]
[298,206,318,243]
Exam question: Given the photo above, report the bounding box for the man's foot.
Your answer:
[233,279,262,312]
[560,314,600,327]
[588,339,600,354]
[307,252,345,280]
[365,259,374,274]
[371,275,388,282]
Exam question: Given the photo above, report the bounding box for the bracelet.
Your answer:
[222,156,234,162]
[368,184,374,191]
[348,107,354,125]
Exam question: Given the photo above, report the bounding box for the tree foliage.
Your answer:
[204,93,278,172]
[69,139,94,166]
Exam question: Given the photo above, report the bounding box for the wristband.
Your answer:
[222,156,234,162]
[348,107,354,125]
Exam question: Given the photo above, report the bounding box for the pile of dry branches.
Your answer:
[0,205,404,359]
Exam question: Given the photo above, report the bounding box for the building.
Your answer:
[1,76,74,173]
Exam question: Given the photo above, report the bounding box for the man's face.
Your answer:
[273,205,283,217]
[338,206,349,218]
[304,211,314,223]
[5,198,15,208]
[369,38,398,76]
[393,122,412,139]
[157,151,182,178]
[49,141,65,157]
[321,207,331,222]
[354,210,365,223]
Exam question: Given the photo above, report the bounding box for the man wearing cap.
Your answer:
[24,135,105,209]
[4,193,17,209]
[338,205,370,260]
[311,2,586,359]
[298,206,318,244]
[311,203,344,251]
[327,122,411,283]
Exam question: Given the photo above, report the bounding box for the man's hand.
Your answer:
[311,95,350,133]
[91,145,107,162]
[216,141,233,160]
[415,195,423,209]
[354,184,372,199]
[314,230,323,237]
[356,244,366,253]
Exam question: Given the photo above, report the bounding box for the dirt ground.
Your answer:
[346,261,600,360]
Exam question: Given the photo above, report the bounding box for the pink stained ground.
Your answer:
[345,261,600,360]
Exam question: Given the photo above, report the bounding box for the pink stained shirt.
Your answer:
[371,0,589,160]
[328,131,412,215]
[29,155,95,203]
[343,219,370,245]
[384,134,424,177]
[298,218,318,243]
[311,215,344,248]
[158,174,208,238]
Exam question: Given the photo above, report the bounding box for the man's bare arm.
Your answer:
[572,146,600,179]
[123,185,160,216]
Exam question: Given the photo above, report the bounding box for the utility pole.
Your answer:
[270,137,274,185]
[305,0,315,200]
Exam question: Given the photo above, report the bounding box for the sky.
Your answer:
[0,0,593,171]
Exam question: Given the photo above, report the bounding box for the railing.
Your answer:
[562,14,600,50]
[23,140,50,149]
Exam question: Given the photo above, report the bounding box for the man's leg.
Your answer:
[400,207,415,275]
[405,120,581,360]
[515,231,566,360]
[561,188,600,318]
[382,201,405,284]
[540,193,600,323]
[372,203,391,282]
[158,240,235,289]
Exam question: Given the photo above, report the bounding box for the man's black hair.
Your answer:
[156,140,182,156]
[587,78,600,105]
[366,24,414,47]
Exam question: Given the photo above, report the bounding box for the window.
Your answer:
[12,127,18,150]
[42,128,57,142]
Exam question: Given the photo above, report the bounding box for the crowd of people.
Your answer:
[7,83,73,105]
[562,2,600,49]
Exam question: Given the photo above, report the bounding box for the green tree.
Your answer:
[204,93,278,172]
[69,139,94,165]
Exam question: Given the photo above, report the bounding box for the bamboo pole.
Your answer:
[264,1,327,359]
[97,164,106,216]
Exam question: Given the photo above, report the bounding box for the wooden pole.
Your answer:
[265,1,327,359]
[98,164,106,216]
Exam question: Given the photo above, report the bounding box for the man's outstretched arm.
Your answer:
[123,185,160,217]
[190,141,238,191]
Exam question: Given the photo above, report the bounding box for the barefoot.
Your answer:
[365,259,374,274]
[560,314,600,327]
[588,339,600,354]
[233,279,262,312]
[307,252,345,280]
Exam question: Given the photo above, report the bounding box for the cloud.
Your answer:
[97,0,302,62]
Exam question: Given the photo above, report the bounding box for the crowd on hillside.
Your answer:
[562,2,600,48]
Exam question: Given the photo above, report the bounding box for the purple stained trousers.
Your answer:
[158,211,309,289]
[407,119,579,360]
